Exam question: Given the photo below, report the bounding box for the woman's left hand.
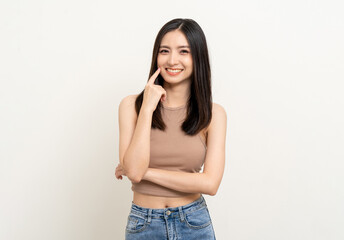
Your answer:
[115,163,127,180]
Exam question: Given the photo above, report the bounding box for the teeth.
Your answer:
[167,68,183,73]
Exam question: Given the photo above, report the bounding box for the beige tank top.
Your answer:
[131,104,207,197]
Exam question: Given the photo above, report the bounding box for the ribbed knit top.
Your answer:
[131,104,207,197]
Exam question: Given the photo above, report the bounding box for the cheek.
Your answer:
[185,60,193,75]
[185,57,193,67]
[157,55,165,65]
[186,60,193,70]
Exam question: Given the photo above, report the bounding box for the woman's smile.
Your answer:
[166,68,184,76]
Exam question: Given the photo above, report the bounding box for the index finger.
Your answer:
[147,67,161,85]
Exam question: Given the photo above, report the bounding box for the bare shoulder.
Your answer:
[118,94,139,120]
[119,94,139,107]
[204,102,227,135]
[213,102,227,115]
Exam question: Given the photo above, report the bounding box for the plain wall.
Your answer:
[1,0,343,239]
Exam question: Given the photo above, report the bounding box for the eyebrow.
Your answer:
[159,45,190,49]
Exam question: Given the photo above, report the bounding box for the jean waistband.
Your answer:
[129,195,207,222]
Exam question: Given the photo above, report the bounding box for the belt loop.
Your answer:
[178,206,184,222]
[147,209,152,223]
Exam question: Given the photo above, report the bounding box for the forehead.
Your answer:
[160,30,189,47]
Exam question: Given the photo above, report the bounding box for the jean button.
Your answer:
[166,210,171,215]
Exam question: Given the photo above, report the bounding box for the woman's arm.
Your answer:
[118,95,152,183]
[119,69,163,183]
[142,168,214,195]
[142,103,227,196]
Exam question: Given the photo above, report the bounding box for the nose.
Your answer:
[167,51,178,66]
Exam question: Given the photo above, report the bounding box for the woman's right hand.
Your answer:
[141,67,167,112]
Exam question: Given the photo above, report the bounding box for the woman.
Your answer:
[115,18,227,240]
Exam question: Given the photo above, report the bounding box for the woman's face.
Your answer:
[157,30,193,84]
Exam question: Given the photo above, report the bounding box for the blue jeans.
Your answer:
[125,195,216,240]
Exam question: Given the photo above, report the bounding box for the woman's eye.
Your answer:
[159,49,189,54]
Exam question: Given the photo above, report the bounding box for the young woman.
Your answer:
[115,18,227,240]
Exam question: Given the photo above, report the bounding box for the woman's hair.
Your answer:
[135,18,212,135]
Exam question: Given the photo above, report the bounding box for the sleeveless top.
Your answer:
[131,103,207,197]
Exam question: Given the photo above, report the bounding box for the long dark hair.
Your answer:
[135,18,212,135]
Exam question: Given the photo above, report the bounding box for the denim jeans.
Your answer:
[125,194,216,240]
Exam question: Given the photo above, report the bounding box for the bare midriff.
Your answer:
[133,191,202,209]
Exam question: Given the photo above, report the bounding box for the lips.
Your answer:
[165,68,183,76]
[166,68,183,72]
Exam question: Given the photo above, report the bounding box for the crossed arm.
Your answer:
[116,166,215,195]
[116,103,227,196]
[142,168,214,195]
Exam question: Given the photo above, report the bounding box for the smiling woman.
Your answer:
[157,30,193,84]
[116,18,227,240]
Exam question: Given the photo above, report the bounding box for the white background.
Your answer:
[1,0,343,239]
